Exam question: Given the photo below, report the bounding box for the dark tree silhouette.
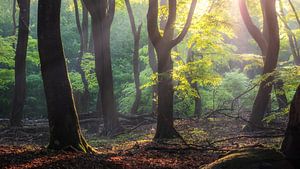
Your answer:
[147,0,197,139]
[239,0,286,131]
[82,0,122,136]
[38,0,93,152]
[125,0,143,115]
[281,85,300,168]
[10,0,30,127]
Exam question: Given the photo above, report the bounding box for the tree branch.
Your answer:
[147,0,163,46]
[170,0,197,47]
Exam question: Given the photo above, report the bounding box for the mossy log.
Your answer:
[202,148,294,169]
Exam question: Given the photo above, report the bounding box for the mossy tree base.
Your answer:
[202,148,294,169]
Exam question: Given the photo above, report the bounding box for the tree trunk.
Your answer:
[240,0,280,131]
[81,0,89,53]
[154,46,179,139]
[148,39,158,114]
[83,0,122,136]
[10,0,30,127]
[37,0,93,152]
[148,0,197,140]
[281,85,300,167]
[73,0,90,113]
[12,0,17,37]
[274,80,288,110]
[125,0,142,115]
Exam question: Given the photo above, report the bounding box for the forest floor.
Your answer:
[0,114,286,169]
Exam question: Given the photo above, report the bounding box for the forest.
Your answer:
[0,0,300,168]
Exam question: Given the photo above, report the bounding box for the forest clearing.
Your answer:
[1,0,300,168]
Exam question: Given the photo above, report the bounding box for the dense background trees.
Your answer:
[0,0,300,144]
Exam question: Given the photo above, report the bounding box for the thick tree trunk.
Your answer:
[240,0,280,131]
[154,46,179,139]
[96,89,103,117]
[281,85,300,167]
[10,0,30,127]
[92,19,122,135]
[37,0,93,152]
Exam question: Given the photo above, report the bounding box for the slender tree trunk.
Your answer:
[12,0,17,37]
[125,0,142,115]
[73,0,90,113]
[186,47,202,117]
[281,85,300,168]
[274,80,288,110]
[148,39,158,114]
[10,0,30,127]
[37,0,93,152]
[81,0,89,53]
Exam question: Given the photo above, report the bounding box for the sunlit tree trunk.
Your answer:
[37,0,93,152]
[10,0,30,127]
[148,0,197,139]
[82,0,122,136]
[125,0,142,115]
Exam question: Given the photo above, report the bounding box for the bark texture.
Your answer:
[10,0,30,127]
[147,0,197,139]
[37,0,93,152]
[82,0,122,136]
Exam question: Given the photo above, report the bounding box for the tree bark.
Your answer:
[148,39,158,114]
[125,0,142,115]
[240,0,282,131]
[37,0,93,152]
[10,0,30,127]
[147,0,197,139]
[73,0,90,113]
[281,85,300,167]
[82,0,122,136]
[81,0,89,53]
[12,0,17,37]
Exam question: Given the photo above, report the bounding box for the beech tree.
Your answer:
[147,0,197,139]
[82,0,122,136]
[125,0,143,115]
[38,0,93,152]
[10,0,30,127]
[73,0,90,113]
[239,0,285,131]
[281,84,300,167]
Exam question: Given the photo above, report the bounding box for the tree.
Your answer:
[239,0,283,131]
[278,0,300,65]
[125,0,143,114]
[82,0,122,136]
[10,0,30,127]
[281,85,300,168]
[37,0,93,152]
[148,38,158,114]
[73,0,90,113]
[147,0,197,139]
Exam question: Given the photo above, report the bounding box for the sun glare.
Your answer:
[194,0,210,16]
